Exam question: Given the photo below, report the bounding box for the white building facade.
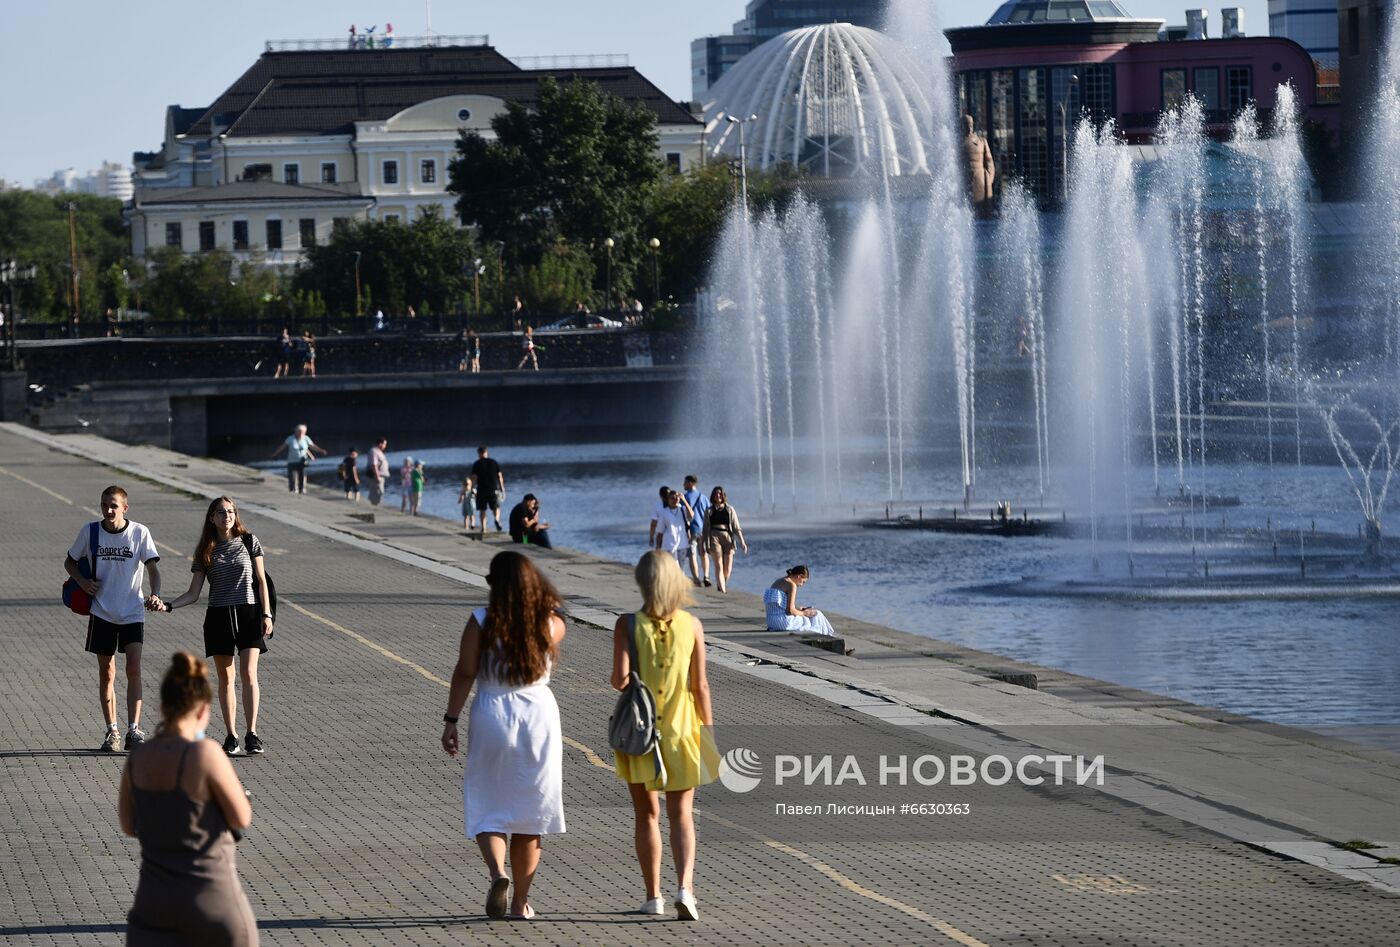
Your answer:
[130,37,704,268]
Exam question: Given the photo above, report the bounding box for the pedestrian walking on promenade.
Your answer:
[442,551,567,920]
[273,327,292,379]
[681,475,711,586]
[612,550,718,920]
[365,437,390,506]
[410,460,426,516]
[162,498,274,757]
[64,485,164,752]
[271,423,326,494]
[399,457,414,513]
[471,446,506,534]
[516,326,538,370]
[647,485,669,548]
[458,475,478,530]
[300,331,317,377]
[702,486,748,593]
[119,651,256,946]
[339,449,361,501]
[765,565,836,637]
[653,489,692,572]
[458,329,482,373]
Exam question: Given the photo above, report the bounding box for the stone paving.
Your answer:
[2,425,1398,946]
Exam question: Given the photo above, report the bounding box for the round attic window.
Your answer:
[457,108,472,122]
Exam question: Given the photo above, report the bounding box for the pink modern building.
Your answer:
[946,0,1337,203]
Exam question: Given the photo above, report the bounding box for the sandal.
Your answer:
[506,904,535,920]
[485,877,510,919]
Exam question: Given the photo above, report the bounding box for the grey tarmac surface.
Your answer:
[1,424,1397,946]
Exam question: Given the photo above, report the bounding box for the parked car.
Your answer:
[539,313,623,331]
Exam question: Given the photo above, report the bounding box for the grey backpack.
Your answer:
[608,614,667,785]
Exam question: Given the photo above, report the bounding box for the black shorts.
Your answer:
[203,604,269,657]
[86,617,144,656]
[475,492,500,512]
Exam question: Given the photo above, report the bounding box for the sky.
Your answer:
[0,0,1271,185]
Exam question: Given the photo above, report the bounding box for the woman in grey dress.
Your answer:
[119,651,257,946]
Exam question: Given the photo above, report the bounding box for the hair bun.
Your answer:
[160,651,212,729]
[172,651,206,681]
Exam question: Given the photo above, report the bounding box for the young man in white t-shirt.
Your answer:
[64,485,164,752]
[652,489,693,570]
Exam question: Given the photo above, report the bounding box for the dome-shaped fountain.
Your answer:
[701,23,935,177]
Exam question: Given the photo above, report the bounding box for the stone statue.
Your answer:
[962,114,995,210]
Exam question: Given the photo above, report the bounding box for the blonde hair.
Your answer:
[635,549,692,619]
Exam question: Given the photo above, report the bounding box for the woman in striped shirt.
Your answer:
[164,497,274,757]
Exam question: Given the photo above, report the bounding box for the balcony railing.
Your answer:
[509,54,630,70]
[264,34,489,52]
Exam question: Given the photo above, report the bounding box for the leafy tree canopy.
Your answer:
[447,77,663,303]
[295,208,478,316]
[642,163,797,301]
[141,246,280,321]
[0,191,130,321]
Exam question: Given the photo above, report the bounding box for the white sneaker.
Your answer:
[638,896,666,916]
[674,888,699,921]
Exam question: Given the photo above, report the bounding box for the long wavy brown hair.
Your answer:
[194,496,248,570]
[481,551,561,686]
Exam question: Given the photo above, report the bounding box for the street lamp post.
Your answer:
[66,202,81,336]
[353,251,363,331]
[1059,74,1079,205]
[603,237,614,310]
[2,260,38,370]
[494,240,505,312]
[725,114,758,214]
[218,132,232,186]
[647,237,660,309]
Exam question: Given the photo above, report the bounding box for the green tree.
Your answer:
[0,191,131,322]
[141,247,280,322]
[296,209,475,316]
[516,241,596,314]
[447,77,663,304]
[642,163,801,302]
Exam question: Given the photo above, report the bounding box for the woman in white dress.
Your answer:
[764,565,836,637]
[442,551,566,920]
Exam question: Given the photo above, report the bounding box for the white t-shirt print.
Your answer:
[68,521,160,625]
[655,506,687,553]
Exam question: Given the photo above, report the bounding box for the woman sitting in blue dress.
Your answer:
[764,565,836,637]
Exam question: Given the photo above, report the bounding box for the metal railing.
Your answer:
[510,54,629,70]
[265,34,489,53]
[13,308,670,341]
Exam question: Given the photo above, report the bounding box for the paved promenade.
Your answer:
[1,424,1398,946]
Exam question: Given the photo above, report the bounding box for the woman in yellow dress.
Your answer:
[612,550,719,921]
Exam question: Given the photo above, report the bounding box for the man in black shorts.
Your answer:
[470,445,506,535]
[64,486,164,752]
